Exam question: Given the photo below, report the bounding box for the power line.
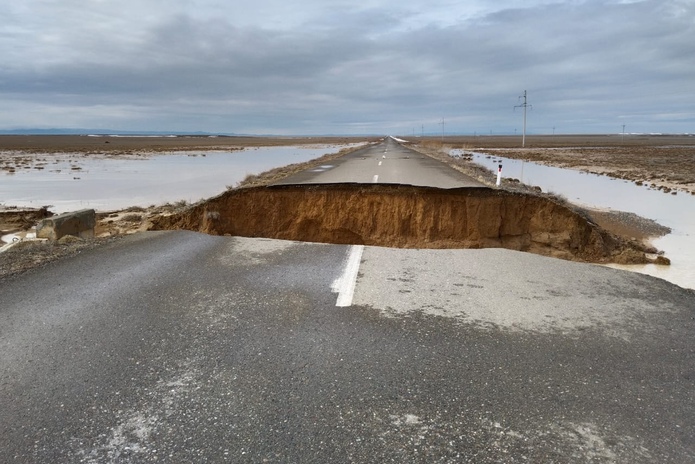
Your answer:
[514,90,532,147]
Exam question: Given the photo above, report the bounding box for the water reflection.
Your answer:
[460,150,695,290]
[0,145,360,213]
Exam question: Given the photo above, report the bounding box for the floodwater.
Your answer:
[0,145,361,213]
[459,150,695,290]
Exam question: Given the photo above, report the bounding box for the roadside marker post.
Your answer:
[496,164,502,187]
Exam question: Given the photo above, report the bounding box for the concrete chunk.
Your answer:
[36,209,96,241]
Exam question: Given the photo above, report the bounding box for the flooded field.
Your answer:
[464,150,695,289]
[0,145,361,213]
[2,139,693,289]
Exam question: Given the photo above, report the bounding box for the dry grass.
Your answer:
[121,213,143,223]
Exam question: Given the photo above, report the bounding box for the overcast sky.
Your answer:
[1,0,693,135]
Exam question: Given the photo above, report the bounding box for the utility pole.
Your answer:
[622,124,626,143]
[514,90,531,147]
[440,118,445,142]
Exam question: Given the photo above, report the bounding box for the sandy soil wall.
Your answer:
[150,185,651,264]
[0,208,51,234]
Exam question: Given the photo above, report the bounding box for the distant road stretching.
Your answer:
[275,137,484,188]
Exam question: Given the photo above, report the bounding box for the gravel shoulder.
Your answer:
[0,236,123,280]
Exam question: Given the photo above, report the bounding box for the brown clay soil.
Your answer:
[1,134,683,278]
[0,207,52,232]
[150,184,656,265]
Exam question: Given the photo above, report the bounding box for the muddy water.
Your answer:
[463,150,695,289]
[0,145,359,213]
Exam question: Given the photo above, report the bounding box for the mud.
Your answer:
[150,184,654,264]
[0,207,52,235]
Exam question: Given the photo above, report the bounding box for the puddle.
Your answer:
[459,150,695,289]
[0,145,360,213]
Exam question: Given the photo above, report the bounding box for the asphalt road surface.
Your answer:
[2,140,695,463]
[275,137,484,188]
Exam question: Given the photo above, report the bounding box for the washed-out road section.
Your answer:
[1,139,694,462]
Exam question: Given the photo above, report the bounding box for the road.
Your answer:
[275,137,483,188]
[1,139,695,462]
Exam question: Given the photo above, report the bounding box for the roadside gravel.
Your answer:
[0,237,123,280]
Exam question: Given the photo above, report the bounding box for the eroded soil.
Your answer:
[150,184,656,265]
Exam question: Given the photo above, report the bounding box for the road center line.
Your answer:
[372,174,379,183]
[331,245,364,307]
[378,161,382,166]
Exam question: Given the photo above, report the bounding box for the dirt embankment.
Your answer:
[0,207,52,233]
[151,184,656,264]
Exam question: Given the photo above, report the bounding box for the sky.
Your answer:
[1,0,693,135]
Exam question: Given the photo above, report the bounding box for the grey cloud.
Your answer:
[0,0,693,134]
